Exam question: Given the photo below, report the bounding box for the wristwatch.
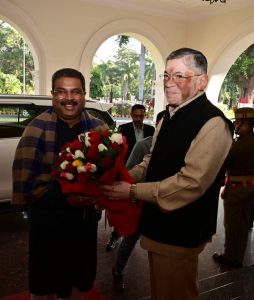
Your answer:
[129,184,138,203]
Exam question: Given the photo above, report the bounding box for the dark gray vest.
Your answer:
[139,94,233,247]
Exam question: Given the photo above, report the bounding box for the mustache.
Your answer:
[60,100,79,106]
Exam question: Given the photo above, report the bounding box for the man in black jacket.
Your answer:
[118,104,155,162]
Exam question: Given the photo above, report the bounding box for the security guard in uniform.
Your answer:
[213,107,254,268]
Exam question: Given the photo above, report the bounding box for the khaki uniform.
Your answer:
[223,133,254,265]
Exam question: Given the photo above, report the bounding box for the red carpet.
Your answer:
[0,285,105,300]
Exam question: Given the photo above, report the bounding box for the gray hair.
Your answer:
[166,48,207,74]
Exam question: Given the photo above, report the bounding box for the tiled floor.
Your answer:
[99,199,254,300]
[0,198,253,299]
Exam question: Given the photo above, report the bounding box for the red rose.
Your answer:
[101,156,113,168]
[71,140,84,151]
[110,142,120,151]
[89,131,101,144]
[64,163,76,173]
[51,169,59,177]
[101,129,109,139]
[60,152,73,162]
[59,153,67,161]
[53,161,61,167]
[87,144,99,161]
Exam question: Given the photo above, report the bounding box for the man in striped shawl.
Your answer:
[12,68,108,300]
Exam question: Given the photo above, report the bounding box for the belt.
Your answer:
[225,175,254,187]
[228,175,254,181]
[227,180,254,187]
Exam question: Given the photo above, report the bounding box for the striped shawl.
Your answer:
[12,108,108,206]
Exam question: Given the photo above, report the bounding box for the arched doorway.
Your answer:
[0,0,46,94]
[207,20,254,105]
[80,19,168,118]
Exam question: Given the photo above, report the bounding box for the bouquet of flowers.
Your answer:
[51,127,142,236]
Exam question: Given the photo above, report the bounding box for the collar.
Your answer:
[132,122,144,131]
[167,92,205,118]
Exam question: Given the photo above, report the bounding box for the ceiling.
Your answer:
[80,0,254,20]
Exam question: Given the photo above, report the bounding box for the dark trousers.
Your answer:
[114,231,140,273]
[223,186,254,264]
[28,193,99,298]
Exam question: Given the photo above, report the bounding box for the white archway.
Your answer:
[207,19,254,104]
[80,18,169,117]
[0,0,47,94]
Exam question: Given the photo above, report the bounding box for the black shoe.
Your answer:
[112,268,125,291]
[213,252,242,268]
[106,236,121,251]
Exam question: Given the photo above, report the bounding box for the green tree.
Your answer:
[91,60,121,101]
[89,65,104,99]
[90,37,156,109]
[0,20,35,94]
[114,46,139,100]
[116,35,130,47]
[116,35,147,103]
[144,55,156,100]
[0,71,22,93]
[221,44,254,108]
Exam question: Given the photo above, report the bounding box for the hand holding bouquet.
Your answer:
[51,126,142,236]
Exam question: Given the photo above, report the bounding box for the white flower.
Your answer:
[98,143,108,152]
[74,149,84,159]
[60,160,69,170]
[110,133,123,144]
[84,132,91,147]
[77,165,86,173]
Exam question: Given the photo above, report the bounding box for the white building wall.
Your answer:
[0,0,254,113]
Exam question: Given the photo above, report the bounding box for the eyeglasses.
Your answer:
[52,88,84,99]
[159,72,202,83]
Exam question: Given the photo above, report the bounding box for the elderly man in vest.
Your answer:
[102,48,234,300]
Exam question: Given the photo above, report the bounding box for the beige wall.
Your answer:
[1,0,254,113]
